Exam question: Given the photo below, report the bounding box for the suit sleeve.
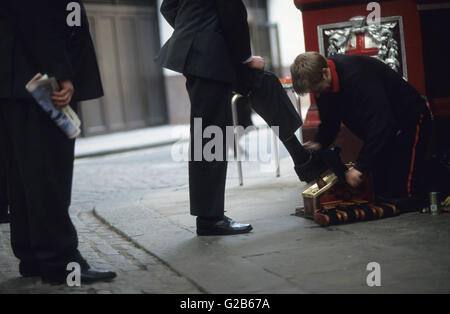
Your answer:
[315,99,341,149]
[12,0,73,82]
[160,0,180,28]
[216,0,252,64]
[352,79,396,172]
[68,3,104,101]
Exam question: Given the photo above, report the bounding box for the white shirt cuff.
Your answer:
[242,56,253,64]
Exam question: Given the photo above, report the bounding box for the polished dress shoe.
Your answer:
[196,216,253,236]
[79,267,117,284]
[294,151,328,183]
[42,267,117,285]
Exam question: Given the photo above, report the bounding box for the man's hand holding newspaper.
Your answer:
[25,73,81,139]
[51,80,75,108]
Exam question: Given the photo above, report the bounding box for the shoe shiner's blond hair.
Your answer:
[290,52,328,95]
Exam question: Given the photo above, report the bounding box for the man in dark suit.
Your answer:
[0,0,116,284]
[156,0,326,236]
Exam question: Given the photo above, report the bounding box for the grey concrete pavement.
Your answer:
[95,156,450,294]
[1,122,449,294]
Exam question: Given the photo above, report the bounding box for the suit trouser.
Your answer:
[186,69,302,217]
[0,124,8,215]
[372,110,432,199]
[0,99,86,274]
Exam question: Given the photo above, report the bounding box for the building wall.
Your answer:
[80,1,168,136]
[156,0,190,125]
[268,0,310,118]
[157,0,309,125]
[268,0,305,75]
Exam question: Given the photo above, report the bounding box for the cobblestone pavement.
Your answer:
[71,145,190,215]
[0,211,202,294]
[70,130,288,215]
[0,145,208,294]
[0,130,287,294]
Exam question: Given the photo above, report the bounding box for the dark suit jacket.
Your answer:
[0,0,103,101]
[155,0,252,83]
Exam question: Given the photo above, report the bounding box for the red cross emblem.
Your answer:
[345,33,379,57]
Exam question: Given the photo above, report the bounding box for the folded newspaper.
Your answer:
[25,73,81,139]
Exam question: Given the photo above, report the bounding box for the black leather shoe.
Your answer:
[42,267,117,285]
[79,267,117,284]
[294,151,328,183]
[318,147,349,186]
[197,216,253,236]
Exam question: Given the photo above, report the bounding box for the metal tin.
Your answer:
[430,192,440,215]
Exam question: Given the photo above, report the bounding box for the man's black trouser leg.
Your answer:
[373,111,432,199]
[0,99,85,275]
[186,71,303,217]
[0,122,8,217]
[246,70,302,141]
[186,76,232,217]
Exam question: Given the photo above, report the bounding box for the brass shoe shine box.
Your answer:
[301,169,374,219]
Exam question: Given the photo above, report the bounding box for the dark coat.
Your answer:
[155,0,252,83]
[315,54,428,172]
[0,0,103,101]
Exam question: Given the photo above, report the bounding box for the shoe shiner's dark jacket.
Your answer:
[315,54,429,173]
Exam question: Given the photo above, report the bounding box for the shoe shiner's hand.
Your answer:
[248,56,265,70]
[345,168,363,188]
[304,141,322,151]
[52,80,75,108]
